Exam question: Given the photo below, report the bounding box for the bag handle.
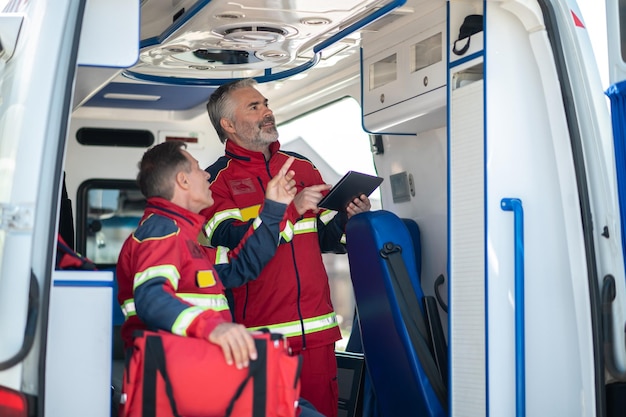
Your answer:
[143,335,182,417]
[225,337,268,417]
[452,37,471,56]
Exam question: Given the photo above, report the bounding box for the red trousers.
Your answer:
[298,344,338,417]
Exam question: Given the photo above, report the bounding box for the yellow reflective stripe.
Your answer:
[281,220,295,242]
[281,218,317,242]
[252,216,262,230]
[122,299,136,318]
[122,293,229,322]
[340,233,346,245]
[319,210,337,225]
[249,312,338,338]
[171,306,204,336]
[204,208,243,240]
[215,246,230,265]
[134,264,180,291]
[293,218,317,235]
[179,293,230,311]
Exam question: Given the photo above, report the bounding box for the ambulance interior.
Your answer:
[59,0,482,416]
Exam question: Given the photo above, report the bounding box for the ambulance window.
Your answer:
[279,97,380,350]
[76,180,145,266]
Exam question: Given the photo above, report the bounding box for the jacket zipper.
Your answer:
[290,241,306,349]
[261,161,306,347]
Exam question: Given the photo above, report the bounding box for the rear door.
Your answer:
[0,0,138,415]
[0,2,87,413]
[449,0,621,415]
[602,0,626,383]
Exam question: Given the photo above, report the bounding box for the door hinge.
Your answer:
[0,203,34,231]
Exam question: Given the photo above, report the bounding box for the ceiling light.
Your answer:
[103,93,161,101]
[300,17,331,25]
[215,12,245,20]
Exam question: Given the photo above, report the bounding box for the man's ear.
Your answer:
[220,117,235,134]
[175,170,189,190]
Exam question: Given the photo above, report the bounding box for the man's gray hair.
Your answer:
[206,78,258,143]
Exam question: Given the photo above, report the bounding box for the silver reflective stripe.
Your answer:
[134,264,180,291]
[252,216,262,230]
[214,246,230,265]
[179,293,230,311]
[281,219,295,242]
[293,218,317,235]
[319,210,337,225]
[171,306,204,336]
[249,312,338,338]
[340,233,346,245]
[205,209,242,240]
[121,293,229,322]
[122,299,136,318]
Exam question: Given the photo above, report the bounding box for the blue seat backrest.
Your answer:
[346,210,446,417]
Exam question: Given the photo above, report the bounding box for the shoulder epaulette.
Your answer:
[133,214,178,241]
[205,156,230,185]
[279,150,315,167]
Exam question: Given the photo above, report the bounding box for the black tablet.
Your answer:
[318,171,383,212]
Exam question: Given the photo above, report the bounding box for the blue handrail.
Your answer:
[500,197,525,417]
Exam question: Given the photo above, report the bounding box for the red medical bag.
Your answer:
[119,330,302,417]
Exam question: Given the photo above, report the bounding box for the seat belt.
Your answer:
[380,242,447,409]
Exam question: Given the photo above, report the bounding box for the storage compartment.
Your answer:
[361,5,446,134]
[448,4,484,65]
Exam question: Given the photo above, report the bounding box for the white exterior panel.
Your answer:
[45,271,113,417]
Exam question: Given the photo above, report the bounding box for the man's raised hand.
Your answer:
[265,156,297,205]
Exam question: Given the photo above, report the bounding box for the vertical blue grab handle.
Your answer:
[500,198,525,417]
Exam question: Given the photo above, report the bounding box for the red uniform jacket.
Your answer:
[116,197,286,348]
[201,140,345,352]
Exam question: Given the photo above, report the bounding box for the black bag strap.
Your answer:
[380,242,447,409]
[225,337,267,417]
[143,335,181,417]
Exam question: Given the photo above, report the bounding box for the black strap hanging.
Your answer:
[380,242,447,409]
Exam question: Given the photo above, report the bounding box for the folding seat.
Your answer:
[345,210,447,417]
